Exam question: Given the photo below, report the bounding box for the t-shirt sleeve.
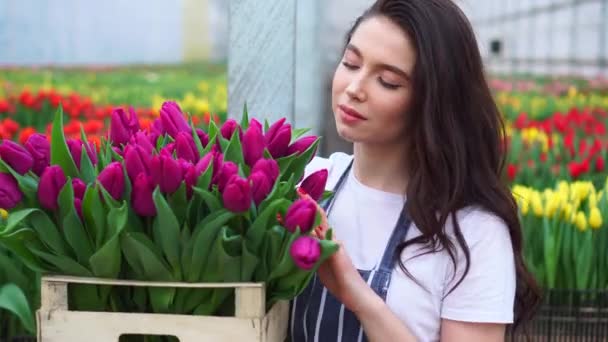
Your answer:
[440,209,516,323]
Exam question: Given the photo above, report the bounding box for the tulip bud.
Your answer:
[72,178,87,200]
[299,169,328,201]
[151,118,164,136]
[110,107,139,145]
[124,145,151,181]
[284,199,317,233]
[290,236,321,270]
[287,136,317,156]
[150,154,182,194]
[175,132,199,163]
[132,173,157,217]
[74,197,83,220]
[160,101,190,138]
[249,171,273,206]
[222,176,252,213]
[220,119,240,140]
[67,139,97,169]
[129,131,155,155]
[38,165,67,210]
[24,133,50,176]
[242,122,265,167]
[185,153,213,188]
[215,161,238,193]
[0,140,34,175]
[0,173,23,209]
[98,162,125,200]
[196,128,209,148]
[251,158,279,184]
[265,118,291,158]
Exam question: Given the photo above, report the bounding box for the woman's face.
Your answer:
[332,15,416,146]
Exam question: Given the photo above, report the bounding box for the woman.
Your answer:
[289,0,541,341]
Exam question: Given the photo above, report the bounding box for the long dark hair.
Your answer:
[345,0,541,332]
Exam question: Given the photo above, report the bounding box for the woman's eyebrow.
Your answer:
[345,43,410,81]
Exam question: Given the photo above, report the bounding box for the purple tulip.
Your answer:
[72,178,87,200]
[249,171,273,206]
[220,119,240,140]
[38,166,67,211]
[0,140,33,175]
[242,122,265,167]
[196,128,209,148]
[150,154,182,194]
[287,136,317,156]
[290,236,321,270]
[112,146,124,158]
[184,153,213,189]
[129,131,156,155]
[299,169,328,202]
[124,145,151,181]
[132,173,156,217]
[0,173,22,209]
[24,133,50,176]
[151,118,164,136]
[249,118,263,131]
[98,162,125,201]
[160,142,176,157]
[215,161,238,193]
[251,158,279,184]
[67,139,97,169]
[222,176,252,213]
[265,118,291,158]
[160,101,190,138]
[178,158,192,178]
[175,132,199,163]
[284,199,317,233]
[110,107,139,146]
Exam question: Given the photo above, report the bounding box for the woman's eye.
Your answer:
[378,78,400,90]
[342,61,359,70]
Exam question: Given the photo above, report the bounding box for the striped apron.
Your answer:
[289,161,412,342]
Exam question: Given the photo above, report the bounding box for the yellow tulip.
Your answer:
[561,203,573,220]
[575,211,587,231]
[0,209,8,220]
[589,207,602,229]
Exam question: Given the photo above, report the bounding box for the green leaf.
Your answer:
[193,187,222,212]
[223,129,245,166]
[0,284,35,333]
[97,181,121,209]
[190,118,205,156]
[0,228,45,273]
[241,240,259,282]
[247,198,290,253]
[28,245,92,277]
[50,105,79,178]
[240,102,250,130]
[281,138,320,183]
[121,232,173,280]
[121,232,175,313]
[78,127,97,183]
[196,159,214,191]
[82,184,107,248]
[58,181,94,266]
[7,208,67,256]
[188,210,235,282]
[267,229,301,282]
[152,188,182,279]
[291,128,311,142]
[89,203,128,278]
[168,183,188,227]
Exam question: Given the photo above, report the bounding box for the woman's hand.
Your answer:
[298,191,380,314]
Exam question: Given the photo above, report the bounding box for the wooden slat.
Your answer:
[235,286,266,318]
[42,275,264,289]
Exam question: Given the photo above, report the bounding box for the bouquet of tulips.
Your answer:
[0,101,338,317]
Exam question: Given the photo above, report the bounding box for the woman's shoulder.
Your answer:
[449,206,512,247]
[304,152,353,190]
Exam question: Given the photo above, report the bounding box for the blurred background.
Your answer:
[1,0,608,340]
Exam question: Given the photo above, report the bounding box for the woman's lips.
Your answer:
[338,105,367,124]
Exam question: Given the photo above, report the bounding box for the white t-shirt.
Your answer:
[304,152,516,342]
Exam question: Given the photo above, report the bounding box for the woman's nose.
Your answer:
[345,77,367,102]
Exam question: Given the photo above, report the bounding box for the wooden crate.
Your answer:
[36,276,289,342]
